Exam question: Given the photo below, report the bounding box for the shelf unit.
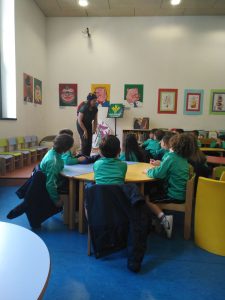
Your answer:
[122,129,151,146]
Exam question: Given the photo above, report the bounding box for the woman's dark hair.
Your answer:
[154,129,165,141]
[162,132,175,147]
[87,92,97,102]
[124,134,145,162]
[59,129,73,136]
[53,134,74,154]
[170,133,197,159]
[99,135,120,158]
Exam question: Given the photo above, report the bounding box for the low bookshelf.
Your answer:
[122,129,151,145]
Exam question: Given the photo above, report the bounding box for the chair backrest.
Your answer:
[220,171,225,181]
[7,137,17,151]
[0,138,9,150]
[31,135,38,146]
[212,166,225,180]
[17,136,25,147]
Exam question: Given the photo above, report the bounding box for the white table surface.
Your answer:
[0,222,50,300]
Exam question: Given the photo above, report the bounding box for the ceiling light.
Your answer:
[170,0,181,5]
[79,0,89,7]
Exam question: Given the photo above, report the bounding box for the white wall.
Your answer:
[46,16,225,143]
[0,0,46,139]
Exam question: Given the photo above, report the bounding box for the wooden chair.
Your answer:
[0,155,15,175]
[212,166,225,180]
[30,135,48,160]
[157,175,195,240]
[8,137,31,166]
[17,136,37,163]
[220,171,225,181]
[199,138,216,147]
[0,138,23,168]
[195,177,225,256]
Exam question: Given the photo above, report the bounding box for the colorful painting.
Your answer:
[123,84,144,108]
[59,84,77,106]
[183,89,204,115]
[34,78,42,105]
[133,118,149,129]
[23,73,33,102]
[158,89,178,114]
[209,89,225,115]
[107,104,124,118]
[91,84,110,107]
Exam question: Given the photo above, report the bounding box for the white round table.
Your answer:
[0,222,50,300]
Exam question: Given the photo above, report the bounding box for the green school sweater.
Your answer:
[153,148,168,160]
[94,157,127,185]
[40,148,64,204]
[61,151,79,165]
[147,152,189,201]
[119,151,139,162]
[197,140,201,148]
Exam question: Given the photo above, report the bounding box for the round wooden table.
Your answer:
[0,222,50,300]
[62,162,155,233]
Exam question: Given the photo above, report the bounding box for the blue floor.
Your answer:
[1,186,225,300]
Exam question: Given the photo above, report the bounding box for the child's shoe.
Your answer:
[161,215,173,239]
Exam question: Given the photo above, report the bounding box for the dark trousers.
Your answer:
[77,124,92,156]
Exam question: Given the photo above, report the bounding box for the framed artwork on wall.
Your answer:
[34,78,42,105]
[133,118,149,129]
[209,89,225,115]
[91,84,110,107]
[158,89,178,114]
[59,84,77,106]
[183,89,204,115]
[123,84,144,108]
[23,73,33,103]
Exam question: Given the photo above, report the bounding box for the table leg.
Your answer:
[79,180,85,234]
[68,178,76,230]
[140,183,145,195]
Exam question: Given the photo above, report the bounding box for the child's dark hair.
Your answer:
[175,128,184,134]
[170,133,197,159]
[162,132,175,147]
[99,135,120,158]
[192,130,199,138]
[53,134,74,154]
[218,134,225,141]
[124,134,145,162]
[150,128,157,135]
[59,129,73,136]
[154,129,165,141]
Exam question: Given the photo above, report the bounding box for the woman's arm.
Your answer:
[78,112,88,139]
[93,112,98,134]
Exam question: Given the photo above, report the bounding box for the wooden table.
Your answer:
[207,155,225,165]
[200,147,225,156]
[61,162,155,233]
[0,222,50,300]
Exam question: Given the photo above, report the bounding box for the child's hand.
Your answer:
[143,168,149,174]
[78,156,87,162]
[149,159,155,164]
[152,160,161,166]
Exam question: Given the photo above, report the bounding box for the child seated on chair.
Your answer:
[40,134,75,207]
[142,129,164,161]
[119,133,145,162]
[94,135,127,184]
[150,131,175,164]
[59,129,86,165]
[144,133,197,238]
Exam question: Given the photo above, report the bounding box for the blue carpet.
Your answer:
[1,186,225,300]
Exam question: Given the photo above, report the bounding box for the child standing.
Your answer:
[145,133,196,238]
[120,133,145,162]
[94,135,127,184]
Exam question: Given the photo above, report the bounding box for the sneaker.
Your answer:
[161,215,173,239]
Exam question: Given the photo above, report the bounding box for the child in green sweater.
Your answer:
[144,133,197,238]
[150,131,175,164]
[94,135,127,184]
[120,133,145,162]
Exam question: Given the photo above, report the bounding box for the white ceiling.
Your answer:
[34,0,225,17]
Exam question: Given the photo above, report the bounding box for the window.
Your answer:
[0,0,16,120]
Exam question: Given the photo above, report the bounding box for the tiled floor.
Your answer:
[1,186,225,300]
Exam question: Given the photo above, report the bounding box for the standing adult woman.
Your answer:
[77,93,98,156]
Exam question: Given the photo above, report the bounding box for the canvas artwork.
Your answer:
[183,89,204,115]
[158,89,178,114]
[123,84,144,108]
[59,84,77,106]
[133,118,149,129]
[91,84,110,107]
[210,89,225,115]
[23,73,33,102]
[34,78,42,105]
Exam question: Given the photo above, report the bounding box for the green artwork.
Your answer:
[123,84,144,107]
[107,104,124,118]
[209,89,225,115]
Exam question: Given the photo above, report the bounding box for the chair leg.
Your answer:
[0,159,6,175]
[184,205,193,240]
[87,227,91,256]
[61,194,69,225]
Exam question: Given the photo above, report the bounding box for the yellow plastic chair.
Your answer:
[17,136,37,163]
[212,166,225,180]
[195,177,225,256]
[0,138,23,168]
[220,171,225,181]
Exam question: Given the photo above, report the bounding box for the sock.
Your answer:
[158,212,164,219]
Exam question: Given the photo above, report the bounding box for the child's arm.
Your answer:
[147,157,171,179]
[44,161,61,204]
